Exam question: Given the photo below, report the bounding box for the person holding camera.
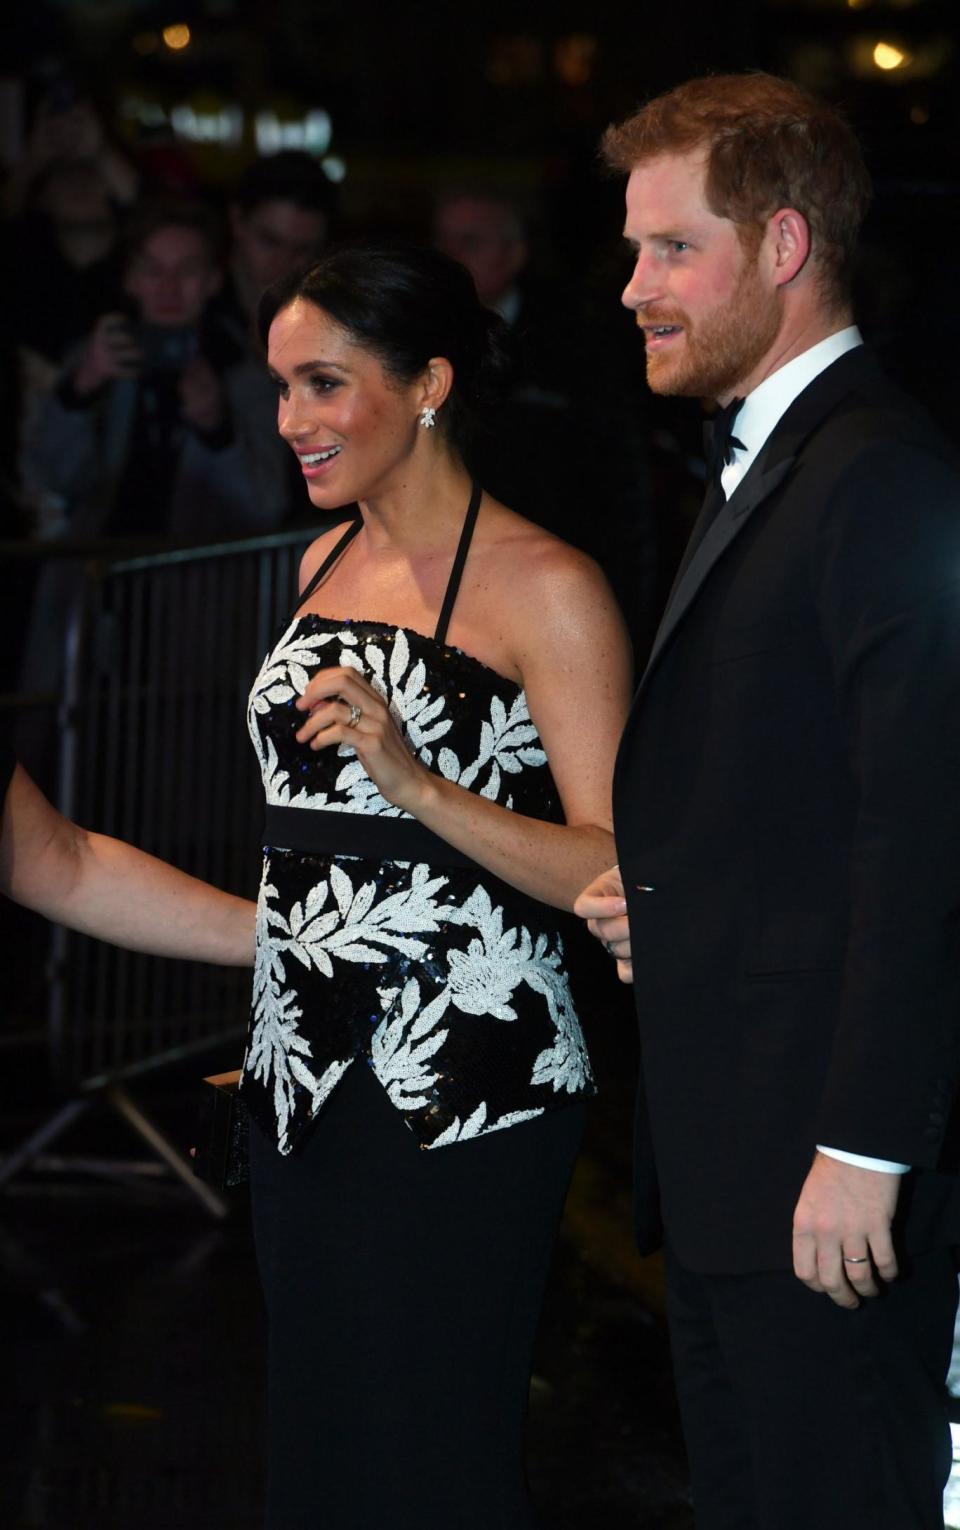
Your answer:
[17,197,293,786]
[22,197,291,542]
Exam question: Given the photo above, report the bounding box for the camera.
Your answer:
[135,323,200,374]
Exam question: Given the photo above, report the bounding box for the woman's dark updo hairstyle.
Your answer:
[257,241,517,455]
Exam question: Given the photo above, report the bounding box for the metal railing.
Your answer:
[1,525,333,1209]
[53,528,324,1085]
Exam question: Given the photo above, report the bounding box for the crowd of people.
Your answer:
[2,59,960,1530]
[0,80,664,791]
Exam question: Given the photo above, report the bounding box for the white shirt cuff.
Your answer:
[817,1145,910,1174]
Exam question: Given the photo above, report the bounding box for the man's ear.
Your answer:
[764,207,812,289]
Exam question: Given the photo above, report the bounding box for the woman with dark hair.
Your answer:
[244,243,632,1528]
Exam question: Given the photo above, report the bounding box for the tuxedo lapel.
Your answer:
[645,456,795,679]
[635,346,877,697]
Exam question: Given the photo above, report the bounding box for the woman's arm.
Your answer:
[295,547,634,911]
[1,765,256,965]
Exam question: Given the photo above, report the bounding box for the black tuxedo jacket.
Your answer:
[614,346,960,1273]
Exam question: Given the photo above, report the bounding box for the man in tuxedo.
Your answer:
[575,72,960,1529]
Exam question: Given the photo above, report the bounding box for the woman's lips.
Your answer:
[296,445,342,477]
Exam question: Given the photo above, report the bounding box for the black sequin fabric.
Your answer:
[242,615,594,1153]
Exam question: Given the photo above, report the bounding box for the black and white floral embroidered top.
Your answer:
[241,489,595,1154]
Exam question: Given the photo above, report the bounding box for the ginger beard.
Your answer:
[642,237,783,401]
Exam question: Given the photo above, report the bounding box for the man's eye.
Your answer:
[669,240,689,254]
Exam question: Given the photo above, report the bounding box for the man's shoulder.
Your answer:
[780,353,960,507]
[802,351,959,483]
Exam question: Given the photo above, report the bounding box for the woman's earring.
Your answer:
[419,406,437,430]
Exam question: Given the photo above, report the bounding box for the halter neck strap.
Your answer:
[289,479,482,639]
[434,479,482,646]
[290,516,361,620]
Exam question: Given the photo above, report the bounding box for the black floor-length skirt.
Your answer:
[249,1064,585,1529]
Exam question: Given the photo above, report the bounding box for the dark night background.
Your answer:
[3,0,958,360]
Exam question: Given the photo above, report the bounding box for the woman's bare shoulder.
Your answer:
[475,499,630,682]
[298,518,359,593]
[480,498,615,604]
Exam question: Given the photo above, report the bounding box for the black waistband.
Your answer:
[263,803,486,872]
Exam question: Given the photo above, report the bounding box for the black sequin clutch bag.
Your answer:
[193,1069,249,1190]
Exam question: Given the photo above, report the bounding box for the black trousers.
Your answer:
[250,1064,585,1530]
[665,1246,959,1530]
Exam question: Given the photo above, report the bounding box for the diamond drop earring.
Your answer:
[419,406,437,429]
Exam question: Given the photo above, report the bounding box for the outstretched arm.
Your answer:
[1,765,256,966]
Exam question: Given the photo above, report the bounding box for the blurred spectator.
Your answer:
[16,199,296,785]
[433,186,654,649]
[3,76,138,222]
[217,150,336,336]
[0,81,141,710]
[1,84,140,535]
[433,190,529,318]
[433,187,569,392]
[22,197,290,541]
[209,151,336,526]
[12,160,128,368]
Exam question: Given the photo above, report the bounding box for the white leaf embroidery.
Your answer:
[246,618,587,1154]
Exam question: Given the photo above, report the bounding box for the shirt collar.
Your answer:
[721,325,862,498]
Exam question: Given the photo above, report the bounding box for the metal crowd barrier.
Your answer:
[1,526,331,1210]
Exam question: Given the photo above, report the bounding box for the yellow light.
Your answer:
[873,41,907,71]
[847,0,871,11]
[162,23,191,51]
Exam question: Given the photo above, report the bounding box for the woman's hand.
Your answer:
[294,667,432,814]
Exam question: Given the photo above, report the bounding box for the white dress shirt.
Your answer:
[720,325,862,498]
[718,325,908,1176]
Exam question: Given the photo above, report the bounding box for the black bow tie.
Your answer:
[703,397,745,483]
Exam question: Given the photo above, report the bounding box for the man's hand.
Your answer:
[573,864,633,983]
[792,1151,901,1308]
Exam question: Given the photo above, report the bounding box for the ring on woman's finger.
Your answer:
[346,702,362,729]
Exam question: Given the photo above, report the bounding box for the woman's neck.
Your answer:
[356,454,475,555]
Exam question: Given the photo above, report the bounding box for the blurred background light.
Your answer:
[873,40,908,70]
[321,154,346,182]
[254,108,333,155]
[554,35,599,89]
[848,32,952,82]
[486,35,543,88]
[162,23,191,52]
[169,102,243,145]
